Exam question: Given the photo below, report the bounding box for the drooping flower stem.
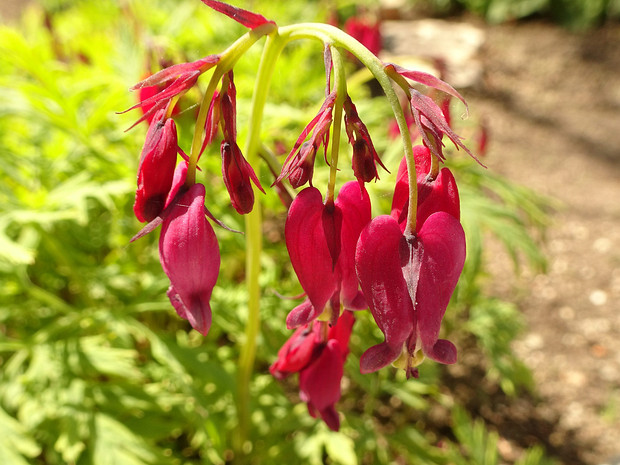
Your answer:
[278,23,417,233]
[187,22,276,186]
[325,45,346,204]
[234,31,285,458]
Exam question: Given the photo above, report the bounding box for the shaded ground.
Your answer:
[460,18,620,465]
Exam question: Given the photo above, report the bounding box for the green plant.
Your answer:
[0,1,556,464]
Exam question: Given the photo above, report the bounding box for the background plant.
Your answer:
[1,0,553,463]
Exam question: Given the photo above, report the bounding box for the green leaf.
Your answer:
[0,405,41,464]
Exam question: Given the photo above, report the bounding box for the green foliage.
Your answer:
[420,0,620,29]
[0,0,557,464]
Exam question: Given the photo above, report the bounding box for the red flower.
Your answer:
[355,212,465,378]
[270,311,355,431]
[133,109,178,222]
[343,16,381,56]
[277,93,336,188]
[385,63,482,165]
[219,72,264,214]
[343,96,388,187]
[125,55,220,128]
[285,181,370,328]
[391,145,460,232]
[159,183,220,335]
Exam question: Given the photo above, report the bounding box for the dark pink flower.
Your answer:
[134,109,178,223]
[277,93,336,188]
[137,78,180,125]
[343,96,388,187]
[159,183,220,336]
[391,145,460,231]
[355,210,465,377]
[124,55,220,128]
[270,311,355,431]
[219,72,264,214]
[385,63,482,165]
[221,141,264,214]
[343,16,382,56]
[285,182,370,328]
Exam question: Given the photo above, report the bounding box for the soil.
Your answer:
[454,18,620,465]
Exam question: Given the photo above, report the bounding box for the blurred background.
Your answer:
[0,0,619,464]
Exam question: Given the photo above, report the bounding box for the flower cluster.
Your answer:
[125,0,476,432]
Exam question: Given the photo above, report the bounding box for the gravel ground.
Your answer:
[465,19,620,465]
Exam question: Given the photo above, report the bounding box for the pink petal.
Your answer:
[270,324,320,379]
[159,184,220,335]
[335,181,371,308]
[386,62,468,114]
[415,211,465,363]
[199,0,276,29]
[299,340,344,431]
[285,188,338,323]
[355,215,414,371]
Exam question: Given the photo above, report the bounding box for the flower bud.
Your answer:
[134,111,178,222]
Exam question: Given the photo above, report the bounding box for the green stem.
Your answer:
[325,45,346,203]
[278,23,417,233]
[234,30,285,459]
[187,22,276,186]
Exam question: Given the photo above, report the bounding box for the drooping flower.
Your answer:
[124,55,220,128]
[343,96,388,187]
[277,93,337,188]
[285,181,370,328]
[134,109,179,223]
[219,72,264,214]
[159,183,220,336]
[391,145,460,231]
[385,63,482,166]
[270,310,355,431]
[355,212,465,378]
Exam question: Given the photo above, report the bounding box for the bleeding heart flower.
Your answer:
[285,181,370,328]
[343,96,388,188]
[270,311,355,431]
[159,183,220,335]
[277,93,337,188]
[218,71,264,214]
[133,109,178,223]
[355,211,465,378]
[391,145,460,231]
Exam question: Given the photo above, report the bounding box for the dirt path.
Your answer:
[465,19,620,465]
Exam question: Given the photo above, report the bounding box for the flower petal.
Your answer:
[299,340,344,431]
[415,211,465,363]
[199,0,276,29]
[285,187,338,322]
[159,183,220,335]
[356,215,414,371]
[335,181,371,309]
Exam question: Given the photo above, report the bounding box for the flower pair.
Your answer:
[270,311,355,431]
[284,181,371,328]
[356,146,465,378]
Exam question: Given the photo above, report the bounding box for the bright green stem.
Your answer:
[187,22,276,186]
[325,45,346,203]
[279,23,418,233]
[234,31,285,458]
